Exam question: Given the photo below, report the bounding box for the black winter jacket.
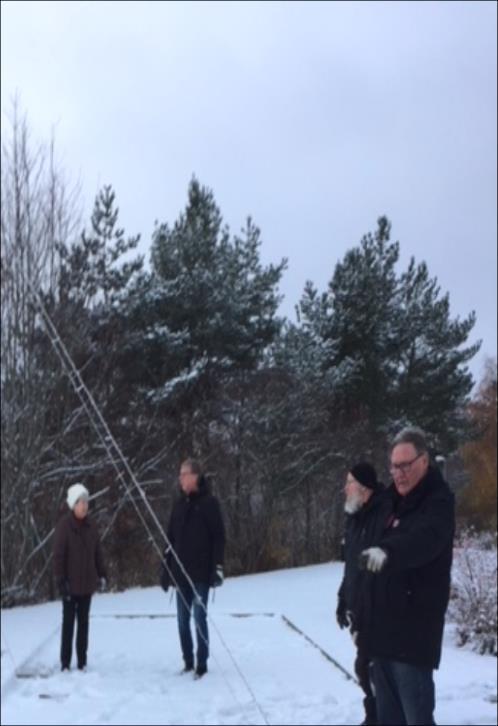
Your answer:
[363,466,455,669]
[166,476,225,588]
[338,488,390,628]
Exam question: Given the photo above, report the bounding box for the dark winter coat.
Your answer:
[363,465,455,670]
[165,476,225,588]
[54,512,106,597]
[338,488,390,628]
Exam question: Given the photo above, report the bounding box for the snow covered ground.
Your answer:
[1,563,497,725]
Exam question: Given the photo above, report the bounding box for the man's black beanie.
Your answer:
[350,462,379,490]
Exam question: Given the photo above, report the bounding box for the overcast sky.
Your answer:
[2,0,496,384]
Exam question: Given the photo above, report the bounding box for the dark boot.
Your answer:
[360,695,377,725]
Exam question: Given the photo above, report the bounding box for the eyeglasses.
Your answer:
[389,453,423,476]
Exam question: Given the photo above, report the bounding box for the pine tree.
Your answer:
[325,217,401,432]
[57,184,143,307]
[392,258,480,450]
[142,177,287,405]
[292,216,481,463]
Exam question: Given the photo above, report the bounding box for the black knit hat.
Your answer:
[350,462,378,490]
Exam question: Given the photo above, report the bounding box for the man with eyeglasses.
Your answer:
[358,428,455,726]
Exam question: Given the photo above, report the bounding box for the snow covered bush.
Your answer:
[449,529,497,656]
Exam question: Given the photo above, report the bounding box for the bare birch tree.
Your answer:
[1,98,81,604]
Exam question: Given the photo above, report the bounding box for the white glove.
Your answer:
[360,546,388,573]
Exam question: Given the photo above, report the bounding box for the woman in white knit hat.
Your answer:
[53,483,107,671]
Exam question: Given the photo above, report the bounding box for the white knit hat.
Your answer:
[67,483,89,510]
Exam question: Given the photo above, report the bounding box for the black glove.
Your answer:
[210,565,224,588]
[58,579,71,601]
[336,598,349,629]
[160,564,171,593]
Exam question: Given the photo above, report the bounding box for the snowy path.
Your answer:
[2,611,360,725]
[2,563,497,725]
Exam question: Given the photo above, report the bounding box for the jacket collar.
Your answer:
[184,487,207,503]
[351,487,385,520]
[390,465,445,513]
[182,474,209,502]
[69,512,90,529]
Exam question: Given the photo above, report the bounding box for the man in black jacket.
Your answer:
[359,428,455,725]
[337,462,388,726]
[161,458,225,678]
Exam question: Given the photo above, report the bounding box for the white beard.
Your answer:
[344,495,363,515]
